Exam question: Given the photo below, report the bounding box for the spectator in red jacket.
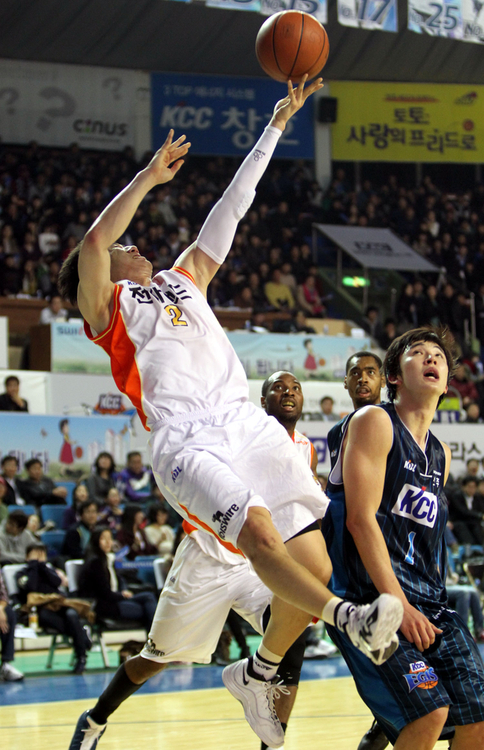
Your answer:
[449,362,480,408]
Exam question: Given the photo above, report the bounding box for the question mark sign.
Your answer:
[103,77,122,101]
[0,88,19,115]
[36,87,76,131]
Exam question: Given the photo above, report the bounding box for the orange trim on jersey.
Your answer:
[172,266,196,286]
[182,519,198,535]
[83,283,122,345]
[180,506,244,557]
[84,285,149,431]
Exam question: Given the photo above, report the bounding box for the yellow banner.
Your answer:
[330,81,483,162]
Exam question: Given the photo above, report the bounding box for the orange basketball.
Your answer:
[256,11,329,83]
[75,445,83,459]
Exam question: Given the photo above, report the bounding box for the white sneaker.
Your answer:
[340,594,403,666]
[1,662,24,681]
[222,658,288,748]
[304,639,339,659]
[68,710,107,750]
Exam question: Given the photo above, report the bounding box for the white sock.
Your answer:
[321,596,344,627]
[251,645,282,681]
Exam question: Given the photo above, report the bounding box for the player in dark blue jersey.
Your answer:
[328,351,389,750]
[328,351,454,749]
[322,328,484,749]
[327,351,384,468]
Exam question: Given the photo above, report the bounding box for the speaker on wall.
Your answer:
[317,97,337,123]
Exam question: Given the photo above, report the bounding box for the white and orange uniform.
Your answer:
[85,268,326,549]
[141,426,328,664]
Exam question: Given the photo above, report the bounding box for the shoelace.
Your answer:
[264,680,291,723]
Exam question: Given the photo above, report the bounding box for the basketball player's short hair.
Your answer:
[261,371,296,398]
[58,242,83,305]
[345,351,383,374]
[384,327,456,406]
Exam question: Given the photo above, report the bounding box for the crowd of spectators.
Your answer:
[0,141,329,327]
[0,449,179,675]
[0,450,180,563]
[5,140,484,679]
[446,458,484,561]
[325,169,484,346]
[2,142,484,336]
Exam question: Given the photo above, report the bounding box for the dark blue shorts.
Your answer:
[327,606,484,744]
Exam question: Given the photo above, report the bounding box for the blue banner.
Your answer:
[205,0,327,23]
[338,0,398,30]
[151,72,315,158]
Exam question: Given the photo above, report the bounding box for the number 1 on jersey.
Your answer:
[405,531,416,565]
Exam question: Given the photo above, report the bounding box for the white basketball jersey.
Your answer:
[185,423,318,566]
[84,267,249,430]
[292,427,315,468]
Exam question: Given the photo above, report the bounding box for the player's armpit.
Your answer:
[174,243,220,296]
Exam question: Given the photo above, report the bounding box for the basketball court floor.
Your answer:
[1,651,455,750]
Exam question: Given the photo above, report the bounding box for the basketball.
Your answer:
[256,11,329,83]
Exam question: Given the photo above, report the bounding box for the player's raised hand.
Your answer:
[271,75,324,131]
[147,129,191,184]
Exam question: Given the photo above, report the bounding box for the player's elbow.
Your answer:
[345,513,369,542]
[82,226,106,257]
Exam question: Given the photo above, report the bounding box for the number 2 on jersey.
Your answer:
[165,304,188,326]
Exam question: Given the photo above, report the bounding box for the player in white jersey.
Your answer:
[67,371,322,750]
[61,78,403,750]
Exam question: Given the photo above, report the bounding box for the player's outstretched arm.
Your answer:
[78,131,190,324]
[176,77,321,294]
[270,75,323,132]
[343,407,442,652]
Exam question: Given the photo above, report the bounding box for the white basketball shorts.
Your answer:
[140,534,271,664]
[149,401,328,549]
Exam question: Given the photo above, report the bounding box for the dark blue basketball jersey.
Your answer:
[327,415,349,470]
[323,402,448,610]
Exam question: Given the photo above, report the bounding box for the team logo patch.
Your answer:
[403,660,438,692]
[391,484,438,528]
[212,503,239,540]
[144,638,165,658]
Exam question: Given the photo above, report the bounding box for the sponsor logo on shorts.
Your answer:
[403,660,438,692]
[144,638,165,658]
[391,484,438,528]
[212,503,239,540]
[171,466,182,482]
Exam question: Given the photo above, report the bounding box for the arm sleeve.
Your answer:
[196,125,282,265]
